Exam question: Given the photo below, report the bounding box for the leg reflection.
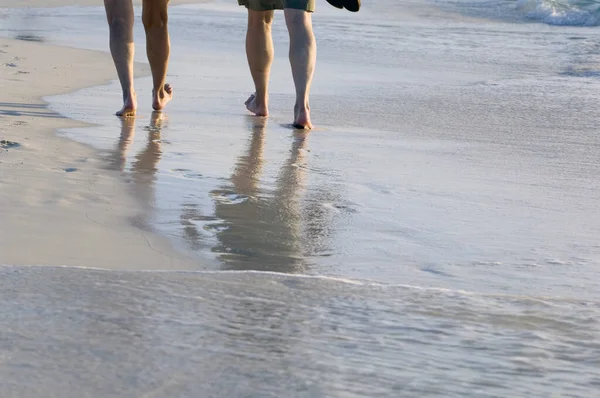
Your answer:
[111,117,136,172]
[131,111,163,178]
[110,112,164,230]
[211,119,309,272]
[178,119,267,255]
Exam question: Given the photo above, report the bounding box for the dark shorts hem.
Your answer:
[238,0,315,12]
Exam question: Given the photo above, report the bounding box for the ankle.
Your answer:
[295,101,310,111]
[254,98,268,110]
[123,88,136,99]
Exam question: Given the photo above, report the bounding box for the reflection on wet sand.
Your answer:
[179,202,210,252]
[114,117,311,363]
[110,115,336,274]
[110,112,164,229]
[69,115,166,361]
[208,118,311,273]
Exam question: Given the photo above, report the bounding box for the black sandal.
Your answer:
[326,0,360,12]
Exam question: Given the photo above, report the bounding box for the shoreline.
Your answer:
[0,33,198,270]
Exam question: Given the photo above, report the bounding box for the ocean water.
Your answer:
[2,0,600,396]
[434,0,600,26]
[2,266,600,397]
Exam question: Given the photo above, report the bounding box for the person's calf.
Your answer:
[245,10,275,117]
[142,0,172,111]
[285,9,316,129]
[104,0,136,116]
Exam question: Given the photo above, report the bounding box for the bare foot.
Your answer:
[245,93,269,117]
[116,91,137,117]
[293,104,313,130]
[152,83,173,111]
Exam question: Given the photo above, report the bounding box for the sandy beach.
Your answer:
[2,0,204,7]
[0,6,198,269]
[1,0,600,396]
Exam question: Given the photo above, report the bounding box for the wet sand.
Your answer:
[0,35,197,270]
[29,1,600,295]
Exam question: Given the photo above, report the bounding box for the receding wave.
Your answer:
[2,264,598,305]
[2,265,599,397]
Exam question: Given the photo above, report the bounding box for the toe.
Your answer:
[117,110,134,118]
[293,123,311,130]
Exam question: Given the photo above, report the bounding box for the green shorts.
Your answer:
[238,0,315,12]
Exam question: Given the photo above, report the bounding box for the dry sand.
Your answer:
[0,14,199,269]
[1,0,205,8]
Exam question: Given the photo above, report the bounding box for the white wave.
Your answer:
[516,0,600,26]
[3,264,598,306]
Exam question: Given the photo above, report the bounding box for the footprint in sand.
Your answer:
[0,140,21,149]
[9,120,28,128]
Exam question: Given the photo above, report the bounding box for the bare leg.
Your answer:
[104,0,137,116]
[142,0,173,111]
[285,9,316,129]
[245,10,274,117]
